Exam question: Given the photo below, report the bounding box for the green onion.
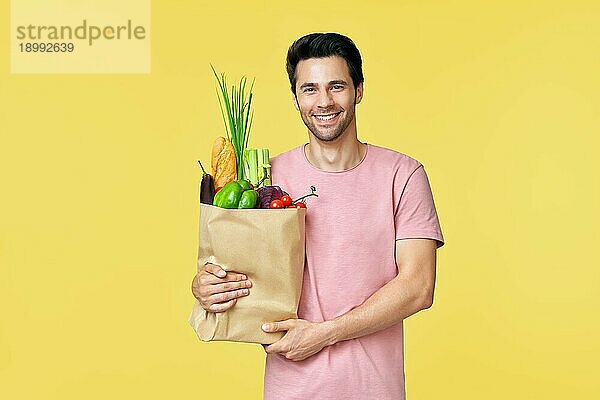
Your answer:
[211,64,255,180]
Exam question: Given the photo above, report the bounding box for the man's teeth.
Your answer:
[314,113,339,121]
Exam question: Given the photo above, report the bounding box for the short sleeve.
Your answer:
[393,165,445,248]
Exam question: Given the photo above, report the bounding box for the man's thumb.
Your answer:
[206,263,226,277]
[262,319,295,332]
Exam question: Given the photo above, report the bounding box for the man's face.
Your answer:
[293,56,363,142]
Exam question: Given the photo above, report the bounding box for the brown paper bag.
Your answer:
[188,203,306,344]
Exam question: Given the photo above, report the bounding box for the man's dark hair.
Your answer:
[286,32,364,96]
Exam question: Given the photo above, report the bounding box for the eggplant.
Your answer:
[198,161,215,204]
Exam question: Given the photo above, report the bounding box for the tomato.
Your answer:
[293,202,307,209]
[215,186,223,193]
[269,199,284,209]
[281,195,293,207]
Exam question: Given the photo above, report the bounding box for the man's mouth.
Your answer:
[313,111,342,123]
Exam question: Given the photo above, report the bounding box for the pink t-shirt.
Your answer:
[265,143,444,400]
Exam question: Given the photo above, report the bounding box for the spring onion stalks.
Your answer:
[211,64,255,179]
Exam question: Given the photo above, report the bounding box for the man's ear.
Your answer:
[292,94,299,111]
[355,82,364,105]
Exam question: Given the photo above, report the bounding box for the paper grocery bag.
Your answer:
[188,203,306,344]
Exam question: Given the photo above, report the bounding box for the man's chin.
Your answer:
[311,133,342,142]
[302,117,348,142]
[308,128,345,142]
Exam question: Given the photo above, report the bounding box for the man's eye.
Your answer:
[332,85,344,90]
[304,88,315,93]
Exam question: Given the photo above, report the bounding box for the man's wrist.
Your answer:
[320,319,341,347]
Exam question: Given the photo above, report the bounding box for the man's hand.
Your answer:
[191,262,252,313]
[262,319,335,361]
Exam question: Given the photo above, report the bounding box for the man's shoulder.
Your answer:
[268,143,424,173]
[367,143,422,172]
[270,144,303,165]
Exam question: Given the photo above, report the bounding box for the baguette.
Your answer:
[211,137,226,176]
[211,137,237,188]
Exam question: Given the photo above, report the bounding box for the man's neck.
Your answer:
[305,133,367,172]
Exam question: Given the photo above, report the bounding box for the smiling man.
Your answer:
[192,33,445,399]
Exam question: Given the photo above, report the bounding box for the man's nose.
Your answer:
[317,90,335,108]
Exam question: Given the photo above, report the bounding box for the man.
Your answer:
[192,33,445,399]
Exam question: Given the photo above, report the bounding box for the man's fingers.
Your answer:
[262,319,296,333]
[204,263,227,278]
[207,298,237,312]
[202,271,248,286]
[264,343,280,353]
[207,279,252,295]
[205,288,249,306]
[201,263,247,285]
[264,340,290,354]
[194,263,252,313]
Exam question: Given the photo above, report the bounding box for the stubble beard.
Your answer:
[300,107,356,142]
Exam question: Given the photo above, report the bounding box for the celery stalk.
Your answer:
[258,148,271,186]
[242,149,251,182]
[256,149,265,187]
[248,149,258,186]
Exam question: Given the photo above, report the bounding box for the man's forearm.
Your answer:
[323,273,432,345]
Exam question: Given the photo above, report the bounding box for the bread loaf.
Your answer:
[211,137,237,188]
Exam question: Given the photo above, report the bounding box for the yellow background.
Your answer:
[1,0,599,399]
[11,0,150,73]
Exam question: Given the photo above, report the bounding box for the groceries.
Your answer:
[197,67,317,209]
[211,180,317,210]
[265,185,318,209]
[212,180,259,209]
[197,161,215,205]
[212,65,254,180]
[256,185,287,209]
[238,189,259,209]
[255,185,318,209]
[243,148,271,187]
[189,199,306,344]
[190,67,311,345]
[211,136,237,188]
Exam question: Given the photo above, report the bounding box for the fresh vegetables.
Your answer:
[257,185,288,209]
[213,179,259,209]
[236,178,253,191]
[211,136,237,188]
[243,148,271,187]
[199,66,316,211]
[212,65,255,180]
[257,149,271,186]
[269,199,284,209]
[281,195,293,207]
[238,189,259,209]
[198,160,215,205]
[264,185,318,209]
[213,181,244,209]
[208,180,318,210]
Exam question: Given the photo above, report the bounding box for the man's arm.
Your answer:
[324,238,437,344]
[263,238,438,360]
